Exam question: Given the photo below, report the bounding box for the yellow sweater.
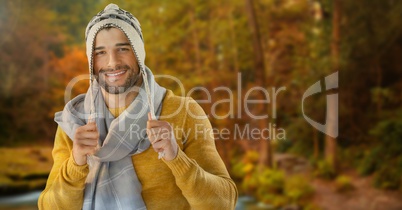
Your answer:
[38,90,238,210]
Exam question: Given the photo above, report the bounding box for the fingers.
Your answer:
[151,139,169,153]
[147,119,167,128]
[148,132,169,146]
[76,122,97,135]
[73,122,100,165]
[78,139,99,146]
[75,123,99,143]
[76,130,99,139]
[147,120,171,149]
[147,113,171,143]
[146,113,178,160]
[147,126,171,143]
[85,121,98,131]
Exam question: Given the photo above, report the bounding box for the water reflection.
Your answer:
[0,191,40,210]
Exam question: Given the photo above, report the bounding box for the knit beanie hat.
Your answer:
[85,3,145,80]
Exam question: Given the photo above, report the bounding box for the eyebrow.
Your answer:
[116,43,131,47]
[94,43,131,50]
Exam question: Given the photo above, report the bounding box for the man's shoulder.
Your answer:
[160,89,206,120]
[162,89,189,105]
[160,90,189,118]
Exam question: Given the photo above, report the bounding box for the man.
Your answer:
[38,3,237,210]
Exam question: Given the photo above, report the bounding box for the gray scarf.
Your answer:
[55,66,166,210]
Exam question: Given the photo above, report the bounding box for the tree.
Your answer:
[325,0,340,170]
[244,0,272,168]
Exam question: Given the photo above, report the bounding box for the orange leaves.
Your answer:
[50,46,89,84]
[49,47,89,113]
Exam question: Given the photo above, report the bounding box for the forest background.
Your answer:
[0,0,402,209]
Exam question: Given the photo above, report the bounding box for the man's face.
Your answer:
[93,27,141,94]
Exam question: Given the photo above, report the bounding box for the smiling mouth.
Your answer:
[103,70,127,82]
[105,70,127,77]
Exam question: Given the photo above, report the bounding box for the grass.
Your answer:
[0,147,53,196]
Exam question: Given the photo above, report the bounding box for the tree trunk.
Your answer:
[313,128,319,159]
[245,0,272,168]
[325,0,340,170]
[189,6,202,75]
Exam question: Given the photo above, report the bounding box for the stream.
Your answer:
[0,191,41,210]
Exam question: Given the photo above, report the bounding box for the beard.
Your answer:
[96,65,141,94]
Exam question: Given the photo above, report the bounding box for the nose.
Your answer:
[107,51,121,68]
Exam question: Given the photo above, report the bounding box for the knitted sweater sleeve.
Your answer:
[163,98,238,210]
[38,126,89,210]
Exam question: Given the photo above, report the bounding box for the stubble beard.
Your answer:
[96,65,141,94]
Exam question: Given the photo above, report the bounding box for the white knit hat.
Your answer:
[85,3,146,79]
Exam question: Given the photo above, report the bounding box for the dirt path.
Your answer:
[311,171,402,210]
[274,153,402,210]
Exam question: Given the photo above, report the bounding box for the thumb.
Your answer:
[87,119,96,125]
[148,112,152,120]
[86,121,97,131]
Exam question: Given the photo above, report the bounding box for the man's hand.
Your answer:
[72,122,99,165]
[147,113,178,161]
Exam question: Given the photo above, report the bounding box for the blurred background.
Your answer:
[1,0,402,209]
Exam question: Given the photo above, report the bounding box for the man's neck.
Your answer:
[102,85,141,109]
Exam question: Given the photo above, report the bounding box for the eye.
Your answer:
[118,47,130,52]
[95,51,106,56]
